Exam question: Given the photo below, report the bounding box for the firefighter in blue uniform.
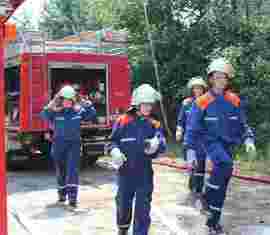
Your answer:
[176,77,208,200]
[184,58,256,235]
[110,84,167,235]
[40,85,96,209]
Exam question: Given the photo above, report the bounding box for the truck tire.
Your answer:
[80,155,99,169]
[87,155,99,166]
[6,149,30,170]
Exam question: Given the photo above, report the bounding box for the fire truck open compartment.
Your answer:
[48,62,108,125]
[5,65,20,127]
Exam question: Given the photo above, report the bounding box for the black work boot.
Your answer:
[208,224,225,235]
[199,194,211,216]
[188,167,196,192]
[118,229,128,235]
[66,201,78,212]
[57,195,66,205]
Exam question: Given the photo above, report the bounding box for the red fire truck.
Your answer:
[5,31,131,167]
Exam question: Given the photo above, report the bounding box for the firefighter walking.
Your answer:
[176,77,208,202]
[184,58,256,234]
[110,84,167,235]
[40,85,96,209]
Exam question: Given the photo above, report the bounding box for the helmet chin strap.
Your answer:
[212,87,224,95]
[136,110,150,117]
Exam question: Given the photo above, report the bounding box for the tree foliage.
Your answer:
[39,0,270,151]
[40,0,100,39]
[116,0,270,149]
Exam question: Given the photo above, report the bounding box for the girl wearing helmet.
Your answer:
[176,76,208,203]
[110,84,167,235]
[184,58,256,234]
[40,85,96,210]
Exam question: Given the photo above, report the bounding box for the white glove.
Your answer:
[144,136,160,155]
[244,138,256,153]
[81,99,92,106]
[186,149,197,166]
[110,148,127,170]
[175,126,183,142]
[73,104,82,112]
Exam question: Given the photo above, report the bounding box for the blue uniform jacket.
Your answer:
[111,114,167,175]
[176,97,194,135]
[184,90,254,150]
[40,104,96,141]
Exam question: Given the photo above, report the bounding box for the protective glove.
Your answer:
[110,148,127,170]
[144,136,160,155]
[73,104,81,112]
[81,99,92,106]
[244,138,256,153]
[175,126,183,142]
[47,92,62,111]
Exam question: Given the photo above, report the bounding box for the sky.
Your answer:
[8,0,47,28]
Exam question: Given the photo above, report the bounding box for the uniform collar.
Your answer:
[209,88,224,97]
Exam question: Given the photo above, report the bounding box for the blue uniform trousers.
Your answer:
[186,142,207,193]
[192,158,206,193]
[116,171,153,235]
[51,140,81,203]
[205,142,233,226]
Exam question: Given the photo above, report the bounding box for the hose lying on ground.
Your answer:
[153,158,270,185]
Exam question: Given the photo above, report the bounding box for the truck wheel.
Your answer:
[6,150,29,170]
[87,155,99,166]
[80,155,99,169]
[80,157,88,170]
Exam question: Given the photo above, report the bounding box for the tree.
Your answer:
[39,0,100,39]
[10,8,36,32]
[38,0,270,150]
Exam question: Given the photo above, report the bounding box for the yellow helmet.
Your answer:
[207,58,234,78]
[187,76,208,89]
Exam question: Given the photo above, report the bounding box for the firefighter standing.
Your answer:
[176,77,208,200]
[184,58,256,234]
[40,85,96,209]
[110,84,167,235]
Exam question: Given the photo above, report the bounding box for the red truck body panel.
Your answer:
[19,52,131,132]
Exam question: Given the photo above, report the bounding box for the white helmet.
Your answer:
[187,76,207,89]
[207,58,234,78]
[131,84,161,106]
[72,83,80,92]
[59,85,76,99]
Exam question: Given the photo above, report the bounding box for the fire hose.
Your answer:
[153,159,270,185]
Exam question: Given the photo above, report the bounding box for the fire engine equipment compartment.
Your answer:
[49,63,108,125]
[5,66,20,127]
[4,49,130,167]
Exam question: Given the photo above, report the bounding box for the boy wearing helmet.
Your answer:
[110,84,167,235]
[176,77,208,202]
[184,58,256,234]
[40,85,96,209]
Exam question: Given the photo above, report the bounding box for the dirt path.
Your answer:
[7,159,270,235]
